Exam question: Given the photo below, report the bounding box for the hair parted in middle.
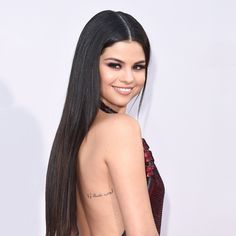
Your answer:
[70,10,150,116]
[46,10,151,236]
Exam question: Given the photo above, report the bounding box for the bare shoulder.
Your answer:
[100,113,158,235]
[101,113,142,140]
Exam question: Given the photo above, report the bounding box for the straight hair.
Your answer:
[45,10,151,235]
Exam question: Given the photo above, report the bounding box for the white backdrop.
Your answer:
[0,0,236,235]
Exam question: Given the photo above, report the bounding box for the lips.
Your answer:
[112,86,133,95]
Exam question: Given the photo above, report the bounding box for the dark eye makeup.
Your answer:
[107,62,146,70]
[107,63,121,69]
[133,64,146,70]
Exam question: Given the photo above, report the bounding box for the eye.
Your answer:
[107,63,121,69]
[133,64,146,71]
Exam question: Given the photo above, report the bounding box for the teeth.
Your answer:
[115,87,131,92]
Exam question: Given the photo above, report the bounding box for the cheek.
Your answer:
[132,78,145,96]
[136,73,146,87]
[100,69,117,85]
[133,75,146,95]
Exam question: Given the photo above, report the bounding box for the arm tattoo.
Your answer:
[87,188,114,199]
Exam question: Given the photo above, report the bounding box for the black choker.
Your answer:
[100,101,117,114]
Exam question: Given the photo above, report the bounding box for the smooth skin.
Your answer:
[76,41,159,236]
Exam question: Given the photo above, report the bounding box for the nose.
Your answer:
[119,68,134,84]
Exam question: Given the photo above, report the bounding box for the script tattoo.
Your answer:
[87,188,114,199]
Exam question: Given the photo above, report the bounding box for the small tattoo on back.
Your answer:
[87,188,114,199]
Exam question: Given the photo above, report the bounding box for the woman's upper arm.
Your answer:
[104,115,158,236]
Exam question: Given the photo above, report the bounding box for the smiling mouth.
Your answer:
[112,86,133,95]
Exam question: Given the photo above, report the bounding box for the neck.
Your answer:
[100,100,126,114]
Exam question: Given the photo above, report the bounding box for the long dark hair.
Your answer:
[45,10,150,236]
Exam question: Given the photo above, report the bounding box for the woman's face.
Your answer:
[99,40,146,113]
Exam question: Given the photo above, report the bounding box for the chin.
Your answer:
[112,97,133,107]
[102,90,140,108]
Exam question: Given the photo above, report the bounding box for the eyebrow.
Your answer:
[104,58,146,64]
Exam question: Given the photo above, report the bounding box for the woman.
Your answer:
[46,10,164,236]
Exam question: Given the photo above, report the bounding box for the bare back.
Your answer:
[76,111,125,236]
[76,109,158,236]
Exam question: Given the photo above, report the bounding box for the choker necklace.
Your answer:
[100,101,118,114]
